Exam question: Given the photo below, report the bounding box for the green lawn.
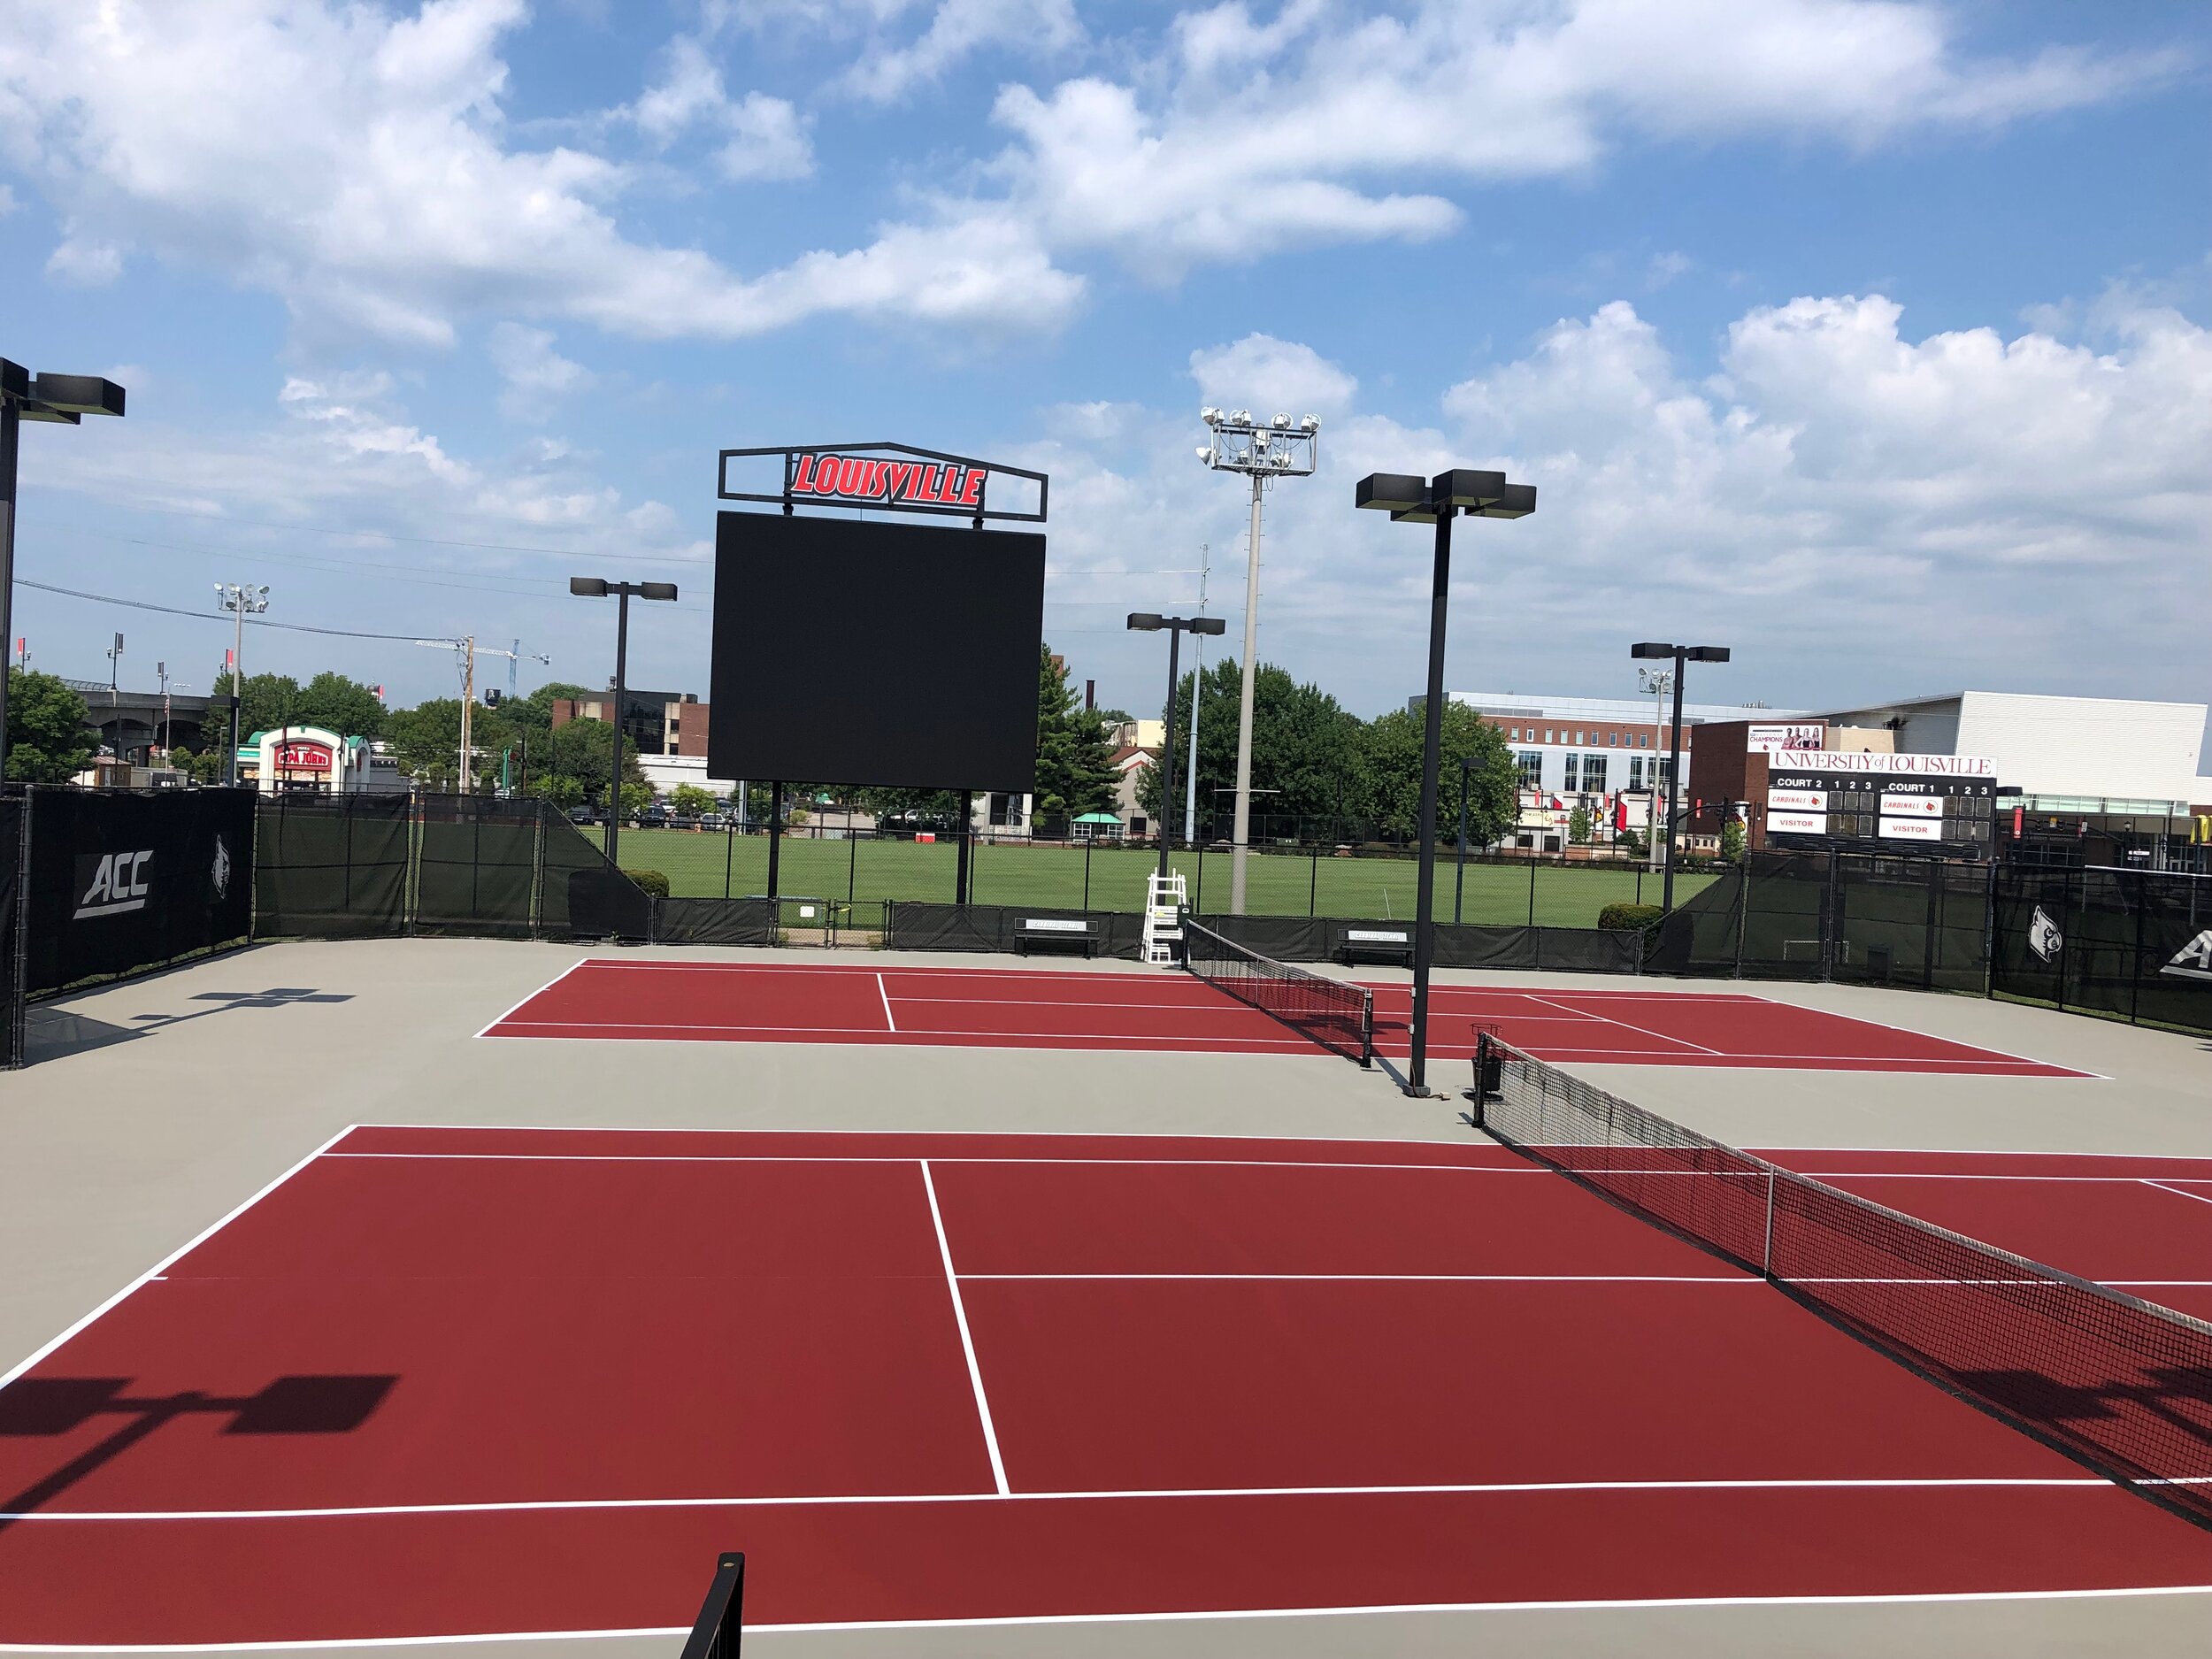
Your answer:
[589,827,1709,928]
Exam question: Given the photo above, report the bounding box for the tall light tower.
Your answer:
[1197,409,1318,913]
[215,582,270,786]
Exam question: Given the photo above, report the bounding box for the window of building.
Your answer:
[1544,729,1555,744]
[1629,756,1646,790]
[1563,753,1579,793]
[987,792,1024,827]
[1608,732,1618,746]
[1581,755,1608,795]
[1516,750,1543,789]
[1575,730,1586,745]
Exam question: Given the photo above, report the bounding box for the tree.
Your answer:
[4,669,94,782]
[294,672,385,739]
[504,680,597,733]
[1568,804,1594,846]
[208,671,303,741]
[511,715,645,808]
[1133,659,1363,832]
[384,698,518,792]
[1720,815,1747,860]
[669,783,717,818]
[1033,645,1118,818]
[1354,702,1517,846]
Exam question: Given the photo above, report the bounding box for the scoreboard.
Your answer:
[1763,751,2000,855]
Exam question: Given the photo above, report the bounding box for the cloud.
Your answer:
[0,0,2177,353]
[843,0,1083,104]
[1026,287,2212,716]
[1190,334,1356,421]
[625,35,814,180]
[487,323,589,422]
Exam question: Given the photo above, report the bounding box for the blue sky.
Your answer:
[3,0,2208,761]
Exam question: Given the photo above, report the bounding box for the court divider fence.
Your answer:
[1,796,24,1068]
[882,900,1645,973]
[1647,848,2211,1038]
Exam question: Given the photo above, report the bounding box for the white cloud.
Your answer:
[843,0,1083,104]
[487,322,589,422]
[0,0,2177,353]
[45,234,123,286]
[1025,288,2212,716]
[1190,334,1356,421]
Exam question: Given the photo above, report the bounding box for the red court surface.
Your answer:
[481,958,2089,1076]
[4,1128,2210,1646]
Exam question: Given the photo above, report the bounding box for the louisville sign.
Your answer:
[2165,928,2212,982]
[718,442,1049,525]
[791,453,987,510]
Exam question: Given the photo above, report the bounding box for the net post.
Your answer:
[1761,1166,1777,1279]
[1469,1031,1492,1128]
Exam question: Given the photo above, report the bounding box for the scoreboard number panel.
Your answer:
[1763,754,1999,853]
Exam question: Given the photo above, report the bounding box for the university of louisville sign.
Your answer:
[718,442,1049,525]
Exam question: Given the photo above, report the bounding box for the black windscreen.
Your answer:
[708,510,1045,791]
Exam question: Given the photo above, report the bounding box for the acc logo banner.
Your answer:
[792,453,987,510]
[2163,929,2212,982]
[75,849,154,919]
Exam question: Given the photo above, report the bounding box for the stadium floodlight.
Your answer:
[215,582,271,785]
[1197,406,1320,914]
[572,575,680,868]
[1200,407,1223,426]
[1354,465,1539,1097]
[1128,611,1228,879]
[1626,641,1732,915]
[0,358,126,775]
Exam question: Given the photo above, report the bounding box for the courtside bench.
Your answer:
[1339,926,1414,967]
[1015,917,1100,957]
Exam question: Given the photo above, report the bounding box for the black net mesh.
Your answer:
[1184,918,1373,1065]
[412,796,537,937]
[253,794,409,938]
[0,796,22,1069]
[1474,1032,2212,1530]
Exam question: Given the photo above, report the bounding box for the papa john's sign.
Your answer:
[718,442,1049,525]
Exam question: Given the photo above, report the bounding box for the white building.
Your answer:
[1806,692,2208,819]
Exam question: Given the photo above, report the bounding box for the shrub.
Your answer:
[1598,902,1665,934]
[624,867,671,899]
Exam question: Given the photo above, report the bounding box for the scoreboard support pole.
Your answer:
[766,781,784,902]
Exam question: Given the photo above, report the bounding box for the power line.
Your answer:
[15,579,446,642]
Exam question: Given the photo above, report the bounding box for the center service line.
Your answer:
[878,973,898,1033]
[920,1159,1010,1495]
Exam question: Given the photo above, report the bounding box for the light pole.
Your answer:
[571,576,678,871]
[1356,468,1538,1095]
[0,361,125,774]
[1454,754,1474,925]
[1198,409,1318,913]
[1127,612,1225,879]
[1630,642,1731,912]
[216,583,270,786]
[1184,544,1209,848]
[1638,664,1672,873]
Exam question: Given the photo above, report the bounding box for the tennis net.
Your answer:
[1184,919,1374,1066]
[1471,1031,2212,1531]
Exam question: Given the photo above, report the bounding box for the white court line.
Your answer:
[19,1582,2212,1651]
[322,1151,1537,1174]
[890,995,1224,1011]
[1524,993,1723,1056]
[2145,1179,2212,1210]
[470,959,591,1041]
[486,1017,1320,1049]
[13,1471,2194,1521]
[876,972,897,1032]
[960,1271,2212,1289]
[0,1125,359,1394]
[919,1160,1009,1497]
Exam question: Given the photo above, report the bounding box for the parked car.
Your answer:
[634,806,669,829]
[566,805,603,826]
[699,813,731,831]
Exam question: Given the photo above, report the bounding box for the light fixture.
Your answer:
[1270,412,1291,429]
[1300,415,1320,433]
[1200,407,1222,426]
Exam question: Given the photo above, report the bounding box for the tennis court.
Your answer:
[6,1125,2212,1647]
[480,957,2088,1077]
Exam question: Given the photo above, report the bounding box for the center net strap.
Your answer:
[1471,1031,2212,1532]
[1183,919,1374,1066]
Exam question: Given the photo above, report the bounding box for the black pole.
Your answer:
[955,789,972,903]
[1408,503,1454,1094]
[0,398,15,776]
[607,588,629,872]
[1157,626,1182,881]
[724,820,733,898]
[1454,757,1471,925]
[766,780,784,900]
[1662,649,1687,912]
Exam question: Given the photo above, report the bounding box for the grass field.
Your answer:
[587,828,1712,928]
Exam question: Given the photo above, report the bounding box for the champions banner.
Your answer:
[20,787,255,994]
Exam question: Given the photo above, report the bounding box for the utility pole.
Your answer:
[459,636,475,794]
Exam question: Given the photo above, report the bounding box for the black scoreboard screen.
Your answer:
[1764,756,2000,853]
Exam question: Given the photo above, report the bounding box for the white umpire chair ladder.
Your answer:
[1141,871,1187,965]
